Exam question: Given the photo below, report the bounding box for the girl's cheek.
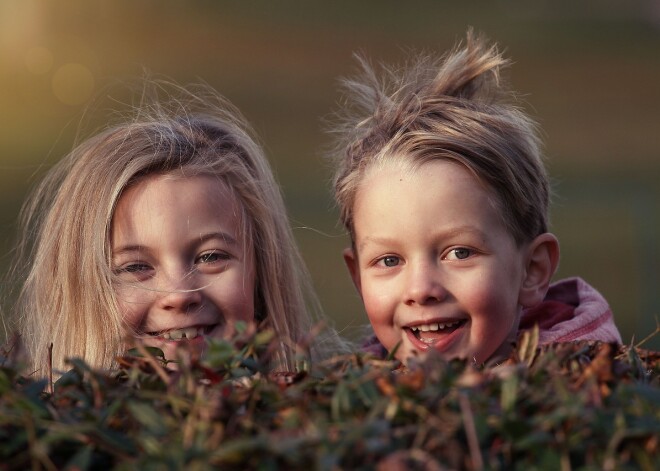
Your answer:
[120,307,143,333]
[115,287,148,328]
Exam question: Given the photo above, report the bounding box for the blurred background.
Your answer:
[1,0,658,349]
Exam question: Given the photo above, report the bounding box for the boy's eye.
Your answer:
[377,255,400,267]
[445,248,473,261]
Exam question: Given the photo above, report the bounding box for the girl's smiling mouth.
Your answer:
[142,324,219,341]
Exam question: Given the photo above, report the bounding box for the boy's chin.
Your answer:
[481,342,515,366]
[398,341,515,367]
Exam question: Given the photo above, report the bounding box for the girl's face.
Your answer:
[344,159,531,365]
[111,173,255,361]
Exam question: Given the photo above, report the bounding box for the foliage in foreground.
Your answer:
[1,327,658,471]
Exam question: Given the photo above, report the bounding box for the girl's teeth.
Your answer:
[161,327,201,341]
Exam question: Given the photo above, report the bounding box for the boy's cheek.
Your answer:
[360,284,392,321]
[468,310,521,363]
[361,289,402,350]
[371,324,403,356]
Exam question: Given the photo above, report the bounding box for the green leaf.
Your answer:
[126,401,167,436]
[126,347,165,359]
[63,445,93,471]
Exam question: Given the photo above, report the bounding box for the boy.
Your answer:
[331,32,621,364]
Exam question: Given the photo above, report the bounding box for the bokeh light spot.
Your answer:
[25,47,54,75]
[52,63,94,105]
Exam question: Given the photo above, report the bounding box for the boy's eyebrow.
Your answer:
[358,236,394,252]
[358,226,487,251]
[112,231,238,257]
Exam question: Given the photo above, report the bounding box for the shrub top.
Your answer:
[1,327,658,470]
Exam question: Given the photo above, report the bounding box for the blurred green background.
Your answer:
[1,0,658,349]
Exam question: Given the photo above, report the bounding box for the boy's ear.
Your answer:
[518,233,560,308]
[343,247,362,295]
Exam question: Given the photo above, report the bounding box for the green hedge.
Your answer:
[1,327,658,470]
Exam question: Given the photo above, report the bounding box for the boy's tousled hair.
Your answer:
[12,81,336,375]
[332,30,550,246]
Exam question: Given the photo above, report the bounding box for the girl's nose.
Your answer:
[404,261,447,306]
[155,272,203,313]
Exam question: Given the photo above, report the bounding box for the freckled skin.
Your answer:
[345,160,532,364]
[111,174,255,361]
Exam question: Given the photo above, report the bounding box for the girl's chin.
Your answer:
[140,336,207,363]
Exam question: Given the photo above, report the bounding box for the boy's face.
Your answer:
[111,173,255,361]
[345,159,530,364]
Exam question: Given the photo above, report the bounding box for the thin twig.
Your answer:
[134,342,172,384]
[635,319,659,348]
[47,343,54,395]
[459,392,484,471]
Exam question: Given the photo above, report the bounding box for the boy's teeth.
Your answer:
[161,327,201,341]
[411,321,460,332]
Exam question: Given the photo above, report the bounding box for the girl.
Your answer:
[11,81,340,376]
[331,32,621,365]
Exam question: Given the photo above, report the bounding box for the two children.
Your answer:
[12,83,341,376]
[331,32,622,364]
[10,32,622,375]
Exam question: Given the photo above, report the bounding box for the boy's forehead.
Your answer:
[353,157,515,241]
[363,156,487,191]
[366,153,418,176]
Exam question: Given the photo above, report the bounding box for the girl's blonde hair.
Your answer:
[332,30,549,246]
[12,81,335,375]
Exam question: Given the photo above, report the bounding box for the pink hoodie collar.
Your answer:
[521,277,622,344]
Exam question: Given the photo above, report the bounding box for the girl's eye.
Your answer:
[120,263,151,273]
[196,251,229,264]
[377,255,400,267]
[114,262,152,279]
[445,248,473,261]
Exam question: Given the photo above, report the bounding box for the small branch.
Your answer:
[459,392,484,471]
[47,343,54,395]
[134,342,171,385]
[635,318,659,348]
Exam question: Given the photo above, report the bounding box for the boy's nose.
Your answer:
[404,261,447,306]
[155,272,203,314]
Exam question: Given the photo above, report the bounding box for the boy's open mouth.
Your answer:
[144,324,218,341]
[407,319,467,345]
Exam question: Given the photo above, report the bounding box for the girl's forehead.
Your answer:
[114,172,245,226]
[111,172,252,250]
[126,171,234,201]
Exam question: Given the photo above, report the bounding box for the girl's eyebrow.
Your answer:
[112,244,148,257]
[112,232,238,257]
[196,231,238,245]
